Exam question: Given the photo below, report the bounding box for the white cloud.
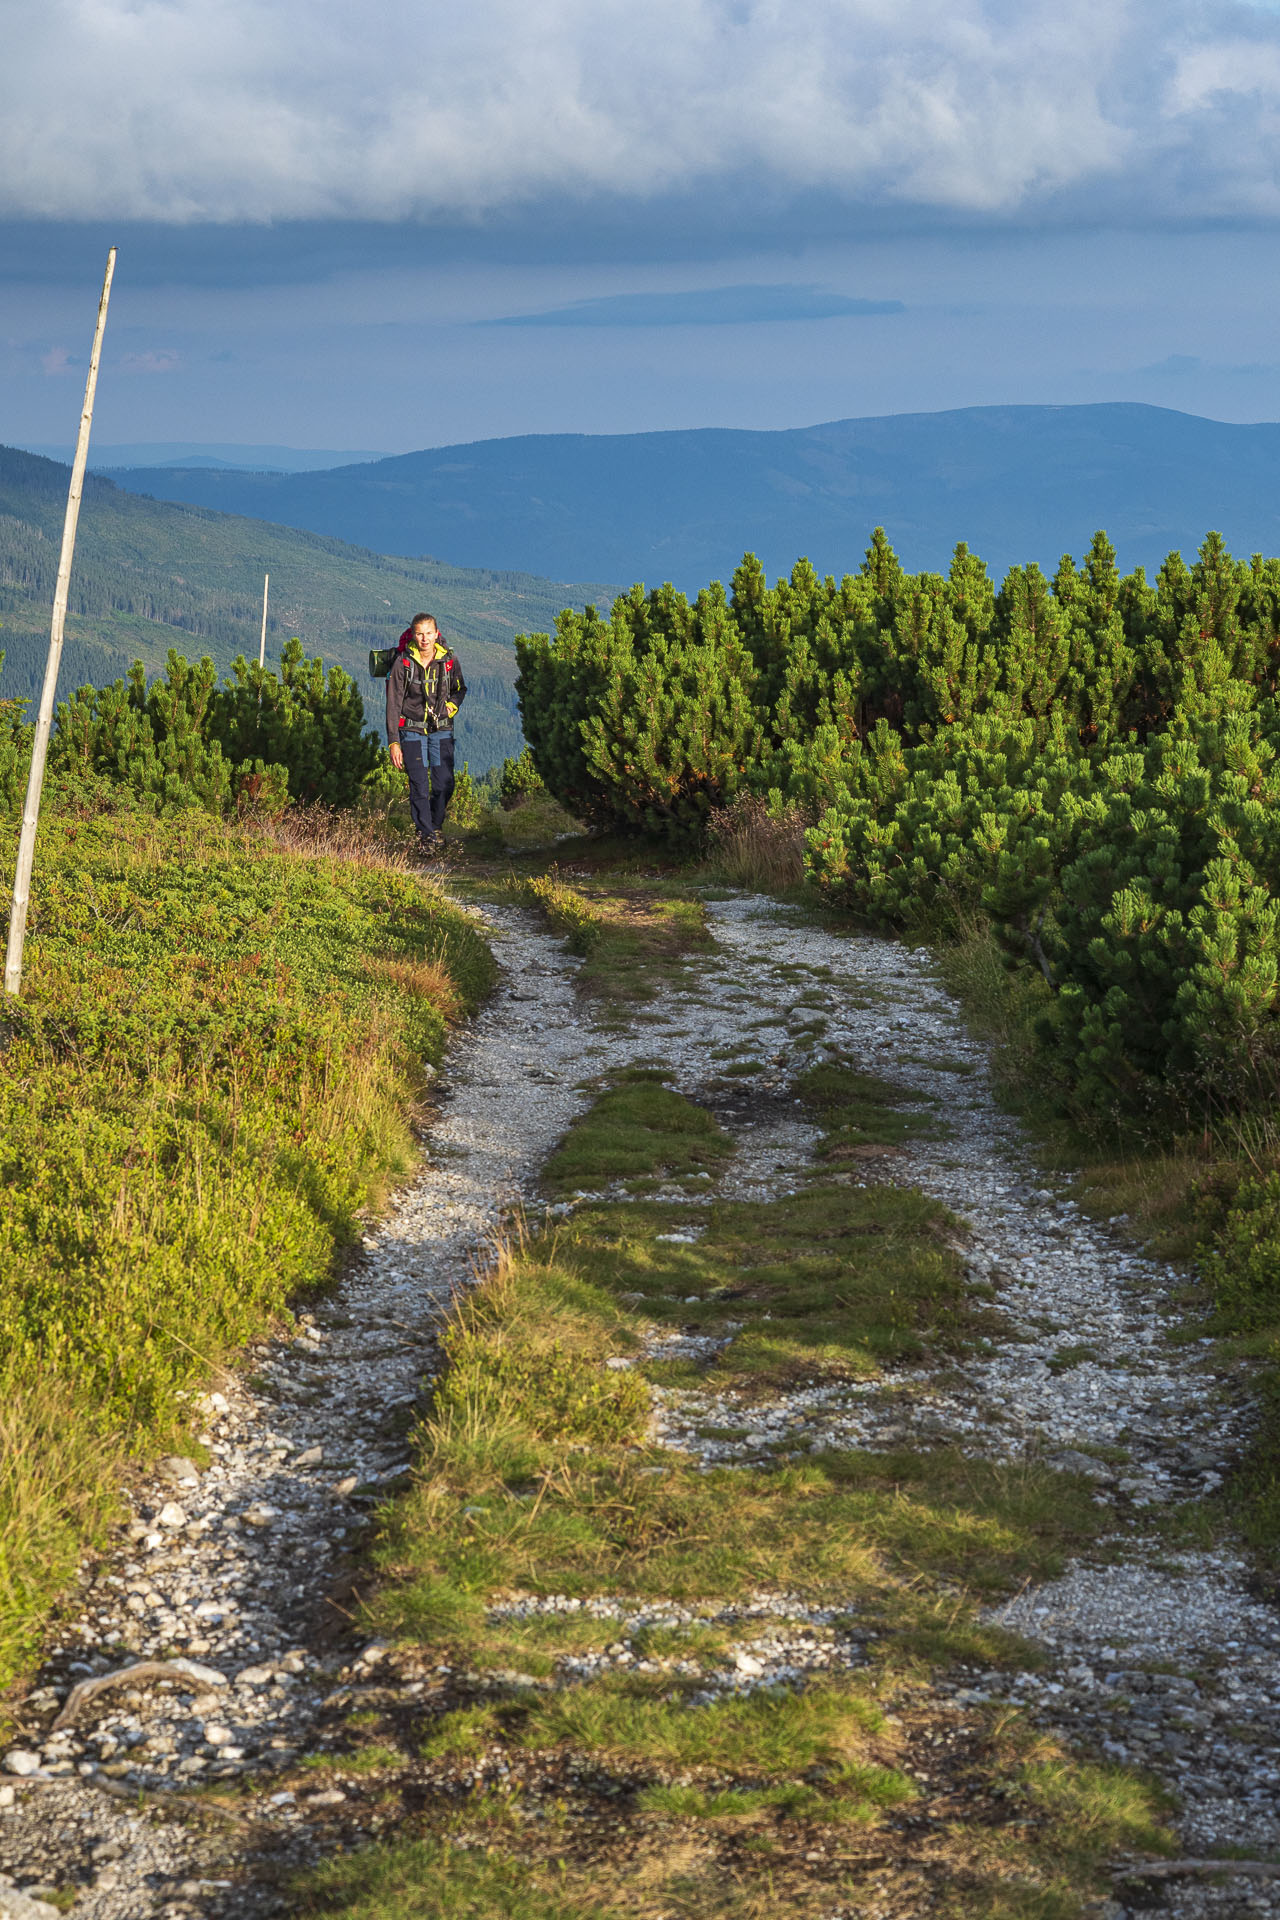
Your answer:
[118,347,182,371]
[2,0,1280,223]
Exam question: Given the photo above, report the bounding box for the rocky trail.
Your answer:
[2,893,1278,1919]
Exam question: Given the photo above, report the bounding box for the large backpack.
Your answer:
[371,628,457,685]
[369,629,411,679]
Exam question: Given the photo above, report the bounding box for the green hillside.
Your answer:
[0,444,614,771]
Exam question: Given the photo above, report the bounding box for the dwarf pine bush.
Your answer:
[517,584,763,842]
[19,640,379,817]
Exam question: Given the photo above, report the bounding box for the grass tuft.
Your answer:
[515,870,711,1005]
[704,796,809,893]
[541,1076,732,1190]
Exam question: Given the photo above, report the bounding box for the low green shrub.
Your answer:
[446,761,486,829]
[25,640,379,816]
[516,584,763,843]
[496,746,545,808]
[806,711,1080,932]
[1202,1174,1280,1333]
[0,656,31,813]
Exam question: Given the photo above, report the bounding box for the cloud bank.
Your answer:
[489,285,905,326]
[5,0,1280,225]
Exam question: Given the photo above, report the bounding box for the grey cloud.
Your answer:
[4,0,1280,228]
[0,202,1012,291]
[486,285,905,327]
[1135,353,1277,376]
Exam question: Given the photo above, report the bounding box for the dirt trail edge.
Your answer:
[1,893,1277,1920]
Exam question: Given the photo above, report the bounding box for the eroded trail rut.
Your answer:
[3,896,1278,1920]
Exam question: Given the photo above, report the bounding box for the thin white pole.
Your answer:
[258,573,269,669]
[4,247,117,998]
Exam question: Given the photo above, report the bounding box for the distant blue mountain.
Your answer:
[99,404,1280,593]
[40,441,388,472]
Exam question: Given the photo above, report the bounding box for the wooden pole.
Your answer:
[258,572,269,669]
[4,247,116,998]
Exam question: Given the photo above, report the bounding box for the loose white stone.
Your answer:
[0,1889,61,1920]
[169,1658,228,1687]
[1,1754,39,1777]
[156,1503,187,1531]
[160,1457,201,1486]
[234,1664,276,1687]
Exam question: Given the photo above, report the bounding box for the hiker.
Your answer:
[386,613,467,853]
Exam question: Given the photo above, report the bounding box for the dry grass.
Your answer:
[254,803,429,876]
[1068,1145,1212,1261]
[379,957,464,1024]
[705,796,808,892]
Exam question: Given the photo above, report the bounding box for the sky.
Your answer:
[6,0,1280,454]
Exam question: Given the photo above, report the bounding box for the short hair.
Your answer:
[410,611,438,628]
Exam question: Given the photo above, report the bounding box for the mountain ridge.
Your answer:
[99,401,1280,591]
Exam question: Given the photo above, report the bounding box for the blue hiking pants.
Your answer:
[402,730,455,839]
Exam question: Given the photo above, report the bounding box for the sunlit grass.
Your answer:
[0,806,491,1687]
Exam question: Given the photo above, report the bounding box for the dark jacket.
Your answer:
[386,646,467,742]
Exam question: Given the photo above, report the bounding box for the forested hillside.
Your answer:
[0,445,614,769]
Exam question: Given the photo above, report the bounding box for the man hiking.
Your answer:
[386,613,467,854]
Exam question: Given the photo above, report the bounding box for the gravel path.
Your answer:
[2,892,1276,1919]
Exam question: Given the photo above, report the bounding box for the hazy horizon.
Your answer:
[18,395,1280,477]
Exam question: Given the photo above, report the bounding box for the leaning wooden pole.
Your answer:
[4,247,117,998]
[258,572,269,668]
